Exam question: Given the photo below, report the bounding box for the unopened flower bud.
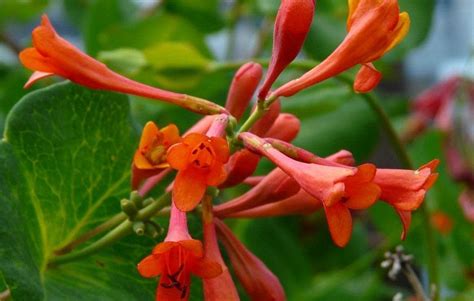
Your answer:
[258,0,315,99]
[225,62,263,121]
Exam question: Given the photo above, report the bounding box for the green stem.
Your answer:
[237,100,265,134]
[54,212,127,255]
[47,193,171,267]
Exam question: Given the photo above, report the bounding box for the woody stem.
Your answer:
[47,193,171,267]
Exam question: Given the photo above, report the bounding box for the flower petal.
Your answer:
[167,143,190,170]
[24,71,54,88]
[396,209,412,240]
[173,168,207,211]
[210,137,230,163]
[324,202,353,247]
[344,182,381,210]
[206,162,227,186]
[137,255,162,278]
[191,259,223,279]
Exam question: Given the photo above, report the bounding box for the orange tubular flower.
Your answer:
[240,132,381,247]
[214,219,286,301]
[132,122,180,189]
[374,160,439,239]
[258,0,315,99]
[225,62,263,121]
[19,15,226,115]
[167,130,230,211]
[137,203,222,301]
[272,0,410,98]
[214,168,300,218]
[220,111,301,189]
[223,189,322,218]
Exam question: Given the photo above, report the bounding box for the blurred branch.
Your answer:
[0,32,21,54]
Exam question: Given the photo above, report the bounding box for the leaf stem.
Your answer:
[47,193,171,267]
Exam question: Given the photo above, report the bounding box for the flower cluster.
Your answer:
[19,1,439,300]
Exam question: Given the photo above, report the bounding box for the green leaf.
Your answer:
[98,48,147,76]
[164,0,224,33]
[0,0,48,24]
[87,11,210,57]
[283,82,380,161]
[141,42,211,90]
[0,82,162,300]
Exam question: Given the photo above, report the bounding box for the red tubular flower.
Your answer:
[224,189,322,218]
[225,62,263,121]
[240,132,380,246]
[137,203,222,301]
[220,112,300,189]
[219,149,261,188]
[19,15,226,115]
[167,130,230,211]
[374,160,439,239]
[214,219,286,301]
[258,0,315,99]
[202,219,240,301]
[353,63,382,93]
[132,122,180,189]
[272,0,410,98]
[214,168,300,218]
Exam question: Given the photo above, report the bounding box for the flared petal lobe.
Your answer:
[167,133,230,211]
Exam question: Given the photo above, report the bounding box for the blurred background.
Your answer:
[0,0,473,300]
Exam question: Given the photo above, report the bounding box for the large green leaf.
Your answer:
[0,82,163,300]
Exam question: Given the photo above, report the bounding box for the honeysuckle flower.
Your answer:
[215,168,299,218]
[258,0,315,99]
[222,189,322,218]
[167,128,230,211]
[137,203,222,301]
[132,122,180,189]
[202,208,240,301]
[374,159,439,239]
[214,219,286,301]
[19,15,226,115]
[240,132,380,246]
[353,63,382,93]
[220,112,300,189]
[225,62,263,121]
[272,0,410,98]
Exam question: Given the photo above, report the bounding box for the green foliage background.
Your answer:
[0,0,472,300]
